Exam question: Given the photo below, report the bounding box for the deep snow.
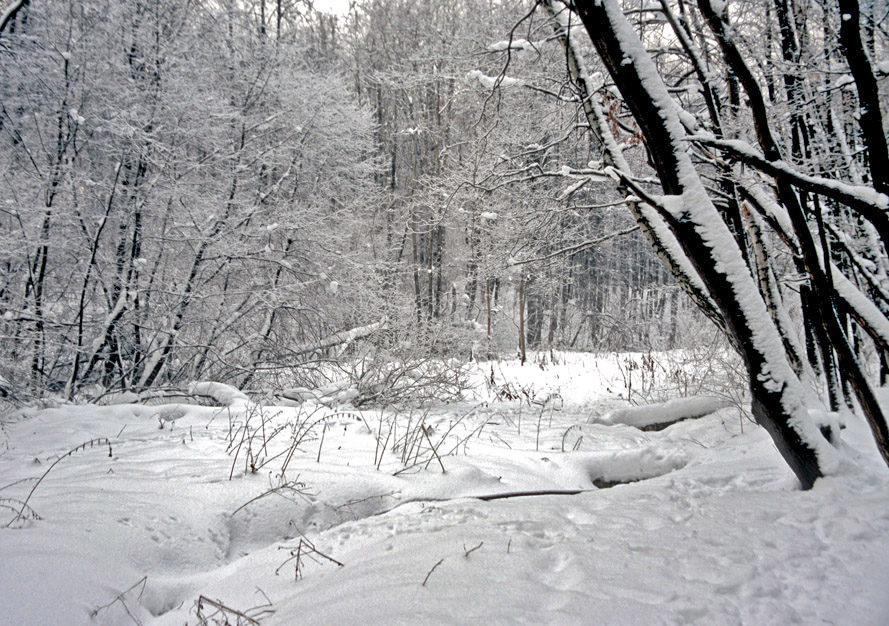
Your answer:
[1,352,887,625]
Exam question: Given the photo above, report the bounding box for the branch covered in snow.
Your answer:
[689,134,889,246]
[288,321,385,358]
[466,70,525,90]
[595,395,732,431]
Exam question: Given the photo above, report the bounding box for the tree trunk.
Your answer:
[697,0,889,468]
[837,0,889,195]
[573,0,836,488]
[518,273,527,365]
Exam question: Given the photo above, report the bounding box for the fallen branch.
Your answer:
[475,489,589,501]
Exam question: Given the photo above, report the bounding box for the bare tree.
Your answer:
[532,0,889,486]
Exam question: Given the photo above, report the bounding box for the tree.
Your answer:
[533,0,889,487]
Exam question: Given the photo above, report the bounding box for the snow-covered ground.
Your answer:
[1,353,887,625]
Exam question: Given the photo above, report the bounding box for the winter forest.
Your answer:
[2,0,889,624]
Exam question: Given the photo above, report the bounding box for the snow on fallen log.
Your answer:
[280,381,359,407]
[280,387,317,403]
[577,446,688,487]
[188,381,250,407]
[593,395,732,431]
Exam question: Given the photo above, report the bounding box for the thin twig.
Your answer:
[422,558,445,587]
[316,423,326,463]
[91,576,148,626]
[230,479,310,517]
[196,596,264,626]
[422,426,446,473]
[464,541,484,557]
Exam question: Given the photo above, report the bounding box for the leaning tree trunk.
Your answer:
[572,0,837,488]
[696,0,889,469]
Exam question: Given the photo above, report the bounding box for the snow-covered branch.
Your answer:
[689,134,889,247]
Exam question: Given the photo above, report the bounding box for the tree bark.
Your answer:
[837,0,889,195]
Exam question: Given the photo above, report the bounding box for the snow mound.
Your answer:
[188,381,250,407]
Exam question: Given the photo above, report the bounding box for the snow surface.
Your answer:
[1,353,888,625]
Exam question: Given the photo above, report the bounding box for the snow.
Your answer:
[486,39,534,53]
[595,395,732,429]
[677,108,698,132]
[556,166,612,201]
[1,353,888,625]
[831,264,889,347]
[188,381,250,407]
[709,0,727,15]
[834,74,856,89]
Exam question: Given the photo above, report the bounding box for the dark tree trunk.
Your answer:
[696,0,889,469]
[573,0,830,488]
[837,0,889,195]
[518,274,527,365]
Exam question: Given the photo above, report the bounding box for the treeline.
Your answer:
[0,0,685,398]
[1,1,379,395]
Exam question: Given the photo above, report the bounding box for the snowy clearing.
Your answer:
[1,353,887,625]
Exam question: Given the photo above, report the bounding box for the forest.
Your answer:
[0,0,691,394]
[1,1,889,624]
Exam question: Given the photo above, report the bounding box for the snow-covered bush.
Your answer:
[340,353,474,408]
